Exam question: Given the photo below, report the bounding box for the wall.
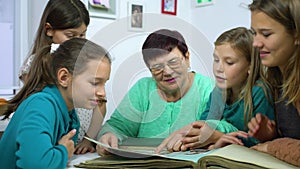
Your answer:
[25,0,252,121]
[0,0,14,91]
[191,0,251,43]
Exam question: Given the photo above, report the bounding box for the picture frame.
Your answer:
[128,1,145,31]
[161,0,177,15]
[195,0,214,7]
[83,0,118,19]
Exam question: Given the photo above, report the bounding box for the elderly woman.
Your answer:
[96,29,213,155]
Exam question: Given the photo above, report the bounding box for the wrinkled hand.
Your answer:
[248,113,276,142]
[180,121,223,150]
[155,121,221,153]
[251,142,269,153]
[58,129,76,159]
[208,131,248,150]
[74,137,96,154]
[96,132,118,156]
[155,123,193,153]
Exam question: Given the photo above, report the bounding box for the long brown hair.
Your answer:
[31,0,89,55]
[4,38,111,119]
[249,0,300,107]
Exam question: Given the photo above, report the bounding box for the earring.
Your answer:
[187,66,191,72]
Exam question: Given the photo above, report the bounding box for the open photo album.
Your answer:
[76,137,298,169]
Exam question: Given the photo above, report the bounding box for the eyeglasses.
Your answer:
[149,57,184,75]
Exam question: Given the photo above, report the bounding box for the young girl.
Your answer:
[211,0,300,167]
[0,38,111,168]
[156,27,274,153]
[247,0,299,166]
[17,0,102,154]
[19,0,89,82]
[211,1,300,166]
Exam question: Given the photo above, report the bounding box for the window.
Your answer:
[0,0,27,95]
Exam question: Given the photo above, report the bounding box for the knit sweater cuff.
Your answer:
[267,137,300,167]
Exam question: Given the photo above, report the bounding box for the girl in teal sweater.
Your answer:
[156,27,274,153]
[0,38,111,169]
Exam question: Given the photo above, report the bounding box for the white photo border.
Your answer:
[128,0,145,32]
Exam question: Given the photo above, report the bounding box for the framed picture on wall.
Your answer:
[83,0,118,19]
[128,1,145,31]
[161,0,177,15]
[195,0,214,7]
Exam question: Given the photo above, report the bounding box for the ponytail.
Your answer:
[3,46,55,119]
[3,38,111,119]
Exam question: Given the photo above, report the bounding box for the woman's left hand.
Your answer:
[155,121,222,153]
[74,138,96,154]
[155,123,193,153]
[181,121,224,149]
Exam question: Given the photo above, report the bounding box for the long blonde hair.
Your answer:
[214,27,273,128]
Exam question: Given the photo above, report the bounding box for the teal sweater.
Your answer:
[99,73,213,140]
[200,82,275,146]
[0,85,80,169]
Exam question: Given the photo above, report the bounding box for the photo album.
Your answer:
[75,137,298,169]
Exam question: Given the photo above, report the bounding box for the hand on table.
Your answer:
[74,137,96,154]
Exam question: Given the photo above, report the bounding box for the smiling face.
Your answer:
[213,44,250,92]
[251,11,297,70]
[147,47,190,95]
[70,58,111,110]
